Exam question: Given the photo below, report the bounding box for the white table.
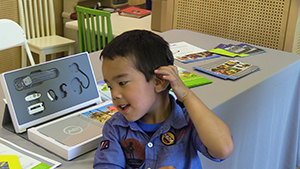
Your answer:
[65,12,156,36]
[64,13,157,53]
[160,30,300,169]
[1,29,300,168]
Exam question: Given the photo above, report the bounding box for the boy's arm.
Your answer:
[94,122,126,168]
[154,66,234,160]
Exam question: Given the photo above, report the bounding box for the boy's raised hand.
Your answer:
[154,66,190,102]
[156,66,234,160]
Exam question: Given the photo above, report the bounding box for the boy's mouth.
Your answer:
[119,104,130,110]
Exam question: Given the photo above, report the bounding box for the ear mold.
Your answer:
[69,63,90,95]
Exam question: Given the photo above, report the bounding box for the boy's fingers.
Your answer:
[155,66,178,76]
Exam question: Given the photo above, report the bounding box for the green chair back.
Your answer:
[76,6,113,53]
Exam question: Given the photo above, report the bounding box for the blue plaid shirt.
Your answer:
[94,95,222,169]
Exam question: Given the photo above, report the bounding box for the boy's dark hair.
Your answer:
[100,30,174,82]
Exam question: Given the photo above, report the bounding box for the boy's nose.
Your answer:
[111,89,121,100]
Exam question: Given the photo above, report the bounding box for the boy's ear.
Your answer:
[154,75,169,93]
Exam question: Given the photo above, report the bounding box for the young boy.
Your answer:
[93,30,233,169]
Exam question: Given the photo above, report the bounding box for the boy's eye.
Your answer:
[119,81,127,86]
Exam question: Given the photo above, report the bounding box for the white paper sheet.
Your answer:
[0,137,61,169]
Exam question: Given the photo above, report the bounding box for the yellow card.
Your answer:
[0,155,21,169]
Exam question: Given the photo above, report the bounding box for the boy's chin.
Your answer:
[124,116,139,122]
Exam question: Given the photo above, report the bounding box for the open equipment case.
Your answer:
[0,52,108,160]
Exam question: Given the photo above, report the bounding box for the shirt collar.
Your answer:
[160,95,189,132]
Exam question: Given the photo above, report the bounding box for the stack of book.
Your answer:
[193,58,260,80]
[118,6,151,18]
[210,43,266,57]
[170,41,220,63]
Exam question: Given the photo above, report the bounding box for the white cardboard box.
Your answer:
[28,101,114,160]
[0,52,109,160]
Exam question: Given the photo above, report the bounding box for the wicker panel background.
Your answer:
[0,0,63,74]
[294,21,300,55]
[0,0,20,73]
[296,38,300,54]
[173,0,290,51]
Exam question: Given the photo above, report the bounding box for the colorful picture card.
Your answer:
[170,41,220,63]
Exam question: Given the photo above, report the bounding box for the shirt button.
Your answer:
[147,142,153,148]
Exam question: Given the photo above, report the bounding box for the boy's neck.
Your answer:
[139,92,171,124]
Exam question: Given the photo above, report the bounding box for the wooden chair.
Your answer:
[0,19,35,67]
[18,0,75,67]
[76,5,113,53]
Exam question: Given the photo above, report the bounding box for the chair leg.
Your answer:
[40,51,47,63]
[21,46,27,67]
[69,45,74,55]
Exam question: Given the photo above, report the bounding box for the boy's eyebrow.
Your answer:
[104,73,129,83]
